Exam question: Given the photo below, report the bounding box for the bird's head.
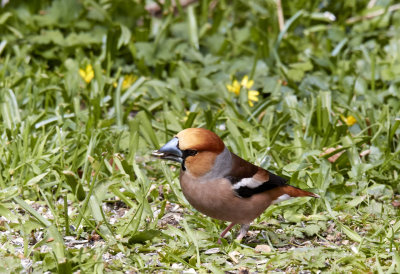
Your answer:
[152,128,225,177]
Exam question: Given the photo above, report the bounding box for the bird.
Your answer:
[152,128,319,242]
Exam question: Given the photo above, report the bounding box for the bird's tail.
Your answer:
[283,185,320,198]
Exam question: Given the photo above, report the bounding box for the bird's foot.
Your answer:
[218,222,236,244]
[235,224,250,241]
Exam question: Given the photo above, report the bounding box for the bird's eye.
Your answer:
[184,149,197,157]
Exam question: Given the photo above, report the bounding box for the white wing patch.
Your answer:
[271,194,292,204]
[232,177,264,189]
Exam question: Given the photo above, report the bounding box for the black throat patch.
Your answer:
[181,149,197,171]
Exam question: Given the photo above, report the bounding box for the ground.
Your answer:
[0,0,399,273]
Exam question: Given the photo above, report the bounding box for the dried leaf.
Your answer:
[392,201,400,207]
[321,146,344,163]
[228,251,241,264]
[255,244,271,253]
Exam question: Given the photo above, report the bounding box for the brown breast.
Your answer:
[179,172,275,224]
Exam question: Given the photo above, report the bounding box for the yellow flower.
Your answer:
[240,75,254,89]
[248,90,259,107]
[227,75,255,94]
[227,75,259,107]
[226,79,241,95]
[113,74,137,90]
[79,64,94,83]
[122,74,137,89]
[341,115,357,126]
[183,111,190,122]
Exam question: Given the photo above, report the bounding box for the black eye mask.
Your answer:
[181,149,197,171]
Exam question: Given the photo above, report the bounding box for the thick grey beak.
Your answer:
[151,137,183,163]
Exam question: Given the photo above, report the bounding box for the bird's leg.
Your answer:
[236,224,250,241]
[218,223,236,244]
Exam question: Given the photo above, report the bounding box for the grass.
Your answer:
[0,0,400,272]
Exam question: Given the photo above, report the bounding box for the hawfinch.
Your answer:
[153,128,319,242]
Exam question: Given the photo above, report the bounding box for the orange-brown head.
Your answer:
[176,128,225,153]
[153,128,225,177]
